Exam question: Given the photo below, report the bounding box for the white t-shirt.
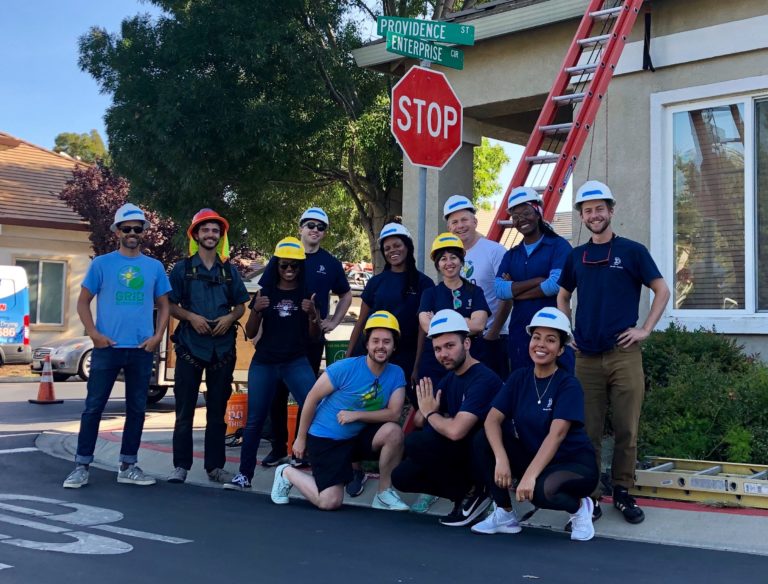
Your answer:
[463,236,509,335]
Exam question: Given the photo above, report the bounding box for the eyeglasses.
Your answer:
[119,226,144,234]
[452,289,462,310]
[302,222,327,232]
[582,242,612,265]
[509,207,537,223]
[278,262,300,271]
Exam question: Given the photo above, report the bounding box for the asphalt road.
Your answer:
[1,432,766,584]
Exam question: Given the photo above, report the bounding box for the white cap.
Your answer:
[428,309,470,338]
[443,195,476,219]
[378,222,412,244]
[574,180,615,210]
[525,308,573,344]
[300,207,329,226]
[506,187,542,210]
[110,203,150,232]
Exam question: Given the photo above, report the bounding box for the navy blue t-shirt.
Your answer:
[261,248,349,319]
[558,235,662,354]
[427,362,502,436]
[491,367,594,463]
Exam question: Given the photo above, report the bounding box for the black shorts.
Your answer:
[307,424,383,492]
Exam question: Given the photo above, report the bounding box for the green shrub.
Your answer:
[639,324,768,464]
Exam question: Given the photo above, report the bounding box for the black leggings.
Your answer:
[473,428,598,514]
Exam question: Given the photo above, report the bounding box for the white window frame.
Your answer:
[15,258,68,327]
[650,75,768,334]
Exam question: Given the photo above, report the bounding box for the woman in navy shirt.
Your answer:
[224,237,320,491]
[494,187,573,372]
[347,223,434,392]
[417,233,490,387]
[472,308,599,541]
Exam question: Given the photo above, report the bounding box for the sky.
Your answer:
[0,1,569,211]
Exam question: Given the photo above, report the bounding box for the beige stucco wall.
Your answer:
[0,224,91,347]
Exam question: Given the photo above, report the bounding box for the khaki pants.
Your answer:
[575,343,645,495]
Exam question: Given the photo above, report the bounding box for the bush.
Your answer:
[639,324,768,464]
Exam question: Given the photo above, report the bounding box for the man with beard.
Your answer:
[64,203,171,488]
[166,209,249,485]
[392,310,502,527]
[270,311,409,511]
[558,181,670,525]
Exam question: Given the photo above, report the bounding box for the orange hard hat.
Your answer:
[187,208,230,239]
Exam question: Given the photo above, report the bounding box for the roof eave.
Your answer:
[0,217,90,232]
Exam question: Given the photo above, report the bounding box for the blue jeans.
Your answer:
[75,347,154,465]
[239,356,316,479]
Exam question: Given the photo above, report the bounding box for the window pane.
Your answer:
[16,260,39,323]
[40,262,65,325]
[673,104,745,309]
[757,100,768,310]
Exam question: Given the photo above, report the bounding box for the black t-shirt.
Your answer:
[253,286,309,364]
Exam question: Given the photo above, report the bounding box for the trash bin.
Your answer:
[325,340,349,367]
[225,390,248,436]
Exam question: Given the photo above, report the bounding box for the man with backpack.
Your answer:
[167,209,249,485]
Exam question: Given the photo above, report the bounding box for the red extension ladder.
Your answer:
[487,0,645,242]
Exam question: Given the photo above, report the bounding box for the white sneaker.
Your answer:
[471,505,522,535]
[63,465,89,489]
[372,487,409,511]
[271,463,293,504]
[569,497,596,541]
[117,465,156,486]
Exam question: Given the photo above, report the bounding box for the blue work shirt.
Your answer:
[168,254,249,361]
[558,235,662,354]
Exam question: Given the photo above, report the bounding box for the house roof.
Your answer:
[476,206,573,247]
[0,132,89,231]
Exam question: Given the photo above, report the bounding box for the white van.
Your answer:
[0,266,32,365]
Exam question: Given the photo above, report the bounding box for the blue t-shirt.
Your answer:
[82,251,172,348]
[261,247,350,319]
[427,362,501,436]
[558,235,662,354]
[491,367,594,463]
[309,356,406,440]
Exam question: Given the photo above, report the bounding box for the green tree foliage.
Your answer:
[53,129,107,163]
[473,138,509,210]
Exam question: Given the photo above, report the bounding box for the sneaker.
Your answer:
[613,487,645,524]
[411,494,439,514]
[372,487,409,511]
[565,498,602,532]
[207,468,234,483]
[569,497,596,541]
[471,505,522,535]
[117,465,156,486]
[439,501,466,526]
[461,491,492,523]
[167,467,187,484]
[270,463,293,504]
[261,449,288,467]
[63,465,89,489]
[346,469,368,497]
[223,472,252,491]
[290,456,310,469]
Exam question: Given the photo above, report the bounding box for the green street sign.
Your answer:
[386,32,464,70]
[377,16,475,46]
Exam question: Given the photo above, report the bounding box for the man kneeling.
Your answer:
[392,310,502,525]
[271,311,409,511]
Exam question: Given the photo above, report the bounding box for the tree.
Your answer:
[473,138,510,210]
[53,130,107,163]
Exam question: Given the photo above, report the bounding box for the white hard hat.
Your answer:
[300,207,329,226]
[526,308,573,344]
[574,180,615,210]
[443,195,476,219]
[507,187,542,210]
[428,309,470,339]
[378,222,412,244]
[110,203,150,232]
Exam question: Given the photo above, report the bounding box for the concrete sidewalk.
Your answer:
[37,407,768,557]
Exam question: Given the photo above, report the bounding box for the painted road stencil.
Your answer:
[0,494,191,569]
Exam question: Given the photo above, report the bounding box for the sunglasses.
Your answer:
[119,226,144,234]
[582,242,612,265]
[302,222,327,232]
[452,289,462,310]
[278,262,300,271]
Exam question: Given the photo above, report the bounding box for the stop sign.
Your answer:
[391,66,463,170]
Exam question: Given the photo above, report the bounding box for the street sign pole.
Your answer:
[416,59,430,273]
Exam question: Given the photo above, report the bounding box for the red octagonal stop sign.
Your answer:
[391,66,463,170]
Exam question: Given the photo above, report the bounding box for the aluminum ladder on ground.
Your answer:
[487,0,645,242]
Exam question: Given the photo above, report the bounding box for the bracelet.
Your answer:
[425,411,439,420]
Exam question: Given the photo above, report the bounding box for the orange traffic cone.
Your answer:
[29,355,63,404]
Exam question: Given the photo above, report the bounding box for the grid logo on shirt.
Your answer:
[116,265,145,305]
[462,260,475,280]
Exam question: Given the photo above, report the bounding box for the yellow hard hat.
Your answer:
[430,232,464,260]
[364,310,401,335]
[274,237,306,260]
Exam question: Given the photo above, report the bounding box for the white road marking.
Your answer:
[93,524,192,544]
[0,433,39,439]
[0,563,13,570]
[0,448,38,454]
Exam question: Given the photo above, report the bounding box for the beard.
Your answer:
[441,349,467,371]
[585,216,611,235]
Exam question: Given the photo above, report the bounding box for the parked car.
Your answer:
[346,269,371,296]
[31,337,92,382]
